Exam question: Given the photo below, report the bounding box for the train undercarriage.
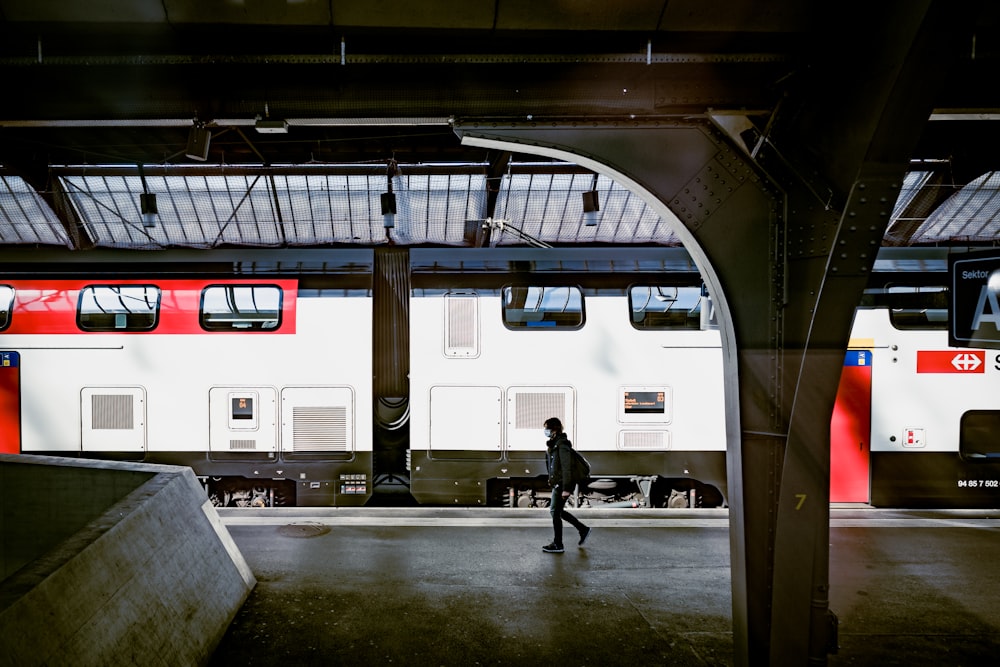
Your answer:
[202,477,298,508]
[490,475,725,509]
[199,472,725,508]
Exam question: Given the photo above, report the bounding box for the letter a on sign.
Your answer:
[950,251,1000,348]
[972,285,1000,331]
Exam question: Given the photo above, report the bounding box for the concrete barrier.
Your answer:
[0,454,255,666]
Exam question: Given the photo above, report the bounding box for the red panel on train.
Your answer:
[830,350,872,503]
[0,352,19,454]
[916,350,985,373]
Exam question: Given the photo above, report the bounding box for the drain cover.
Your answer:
[277,522,331,538]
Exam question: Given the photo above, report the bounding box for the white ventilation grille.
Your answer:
[445,293,479,357]
[229,439,257,450]
[505,386,575,451]
[91,394,134,430]
[293,406,348,452]
[515,392,566,429]
[81,386,145,452]
[619,431,670,450]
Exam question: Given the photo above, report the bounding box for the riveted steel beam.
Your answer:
[455,117,781,666]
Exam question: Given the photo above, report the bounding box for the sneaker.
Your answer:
[578,527,592,546]
[542,542,565,553]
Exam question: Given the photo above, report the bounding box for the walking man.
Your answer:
[542,417,591,553]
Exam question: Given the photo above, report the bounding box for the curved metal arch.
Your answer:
[456,119,767,665]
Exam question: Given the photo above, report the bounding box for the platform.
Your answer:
[209,507,1000,666]
[0,454,254,667]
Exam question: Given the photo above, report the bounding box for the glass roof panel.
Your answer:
[0,165,982,249]
[391,173,487,245]
[892,170,933,219]
[909,171,1000,244]
[0,175,72,247]
[495,173,683,245]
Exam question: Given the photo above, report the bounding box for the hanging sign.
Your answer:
[949,251,1000,349]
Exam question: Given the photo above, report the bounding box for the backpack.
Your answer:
[569,447,592,488]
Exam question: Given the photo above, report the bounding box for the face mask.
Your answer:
[544,429,553,438]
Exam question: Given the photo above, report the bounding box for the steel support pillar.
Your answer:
[454,4,974,664]
[455,116,797,666]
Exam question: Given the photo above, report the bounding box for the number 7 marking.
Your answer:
[795,494,807,510]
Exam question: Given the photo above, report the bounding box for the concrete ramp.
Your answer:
[0,454,255,666]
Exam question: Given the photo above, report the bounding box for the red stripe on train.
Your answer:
[3,279,297,334]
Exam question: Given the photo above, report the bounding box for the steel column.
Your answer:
[453,3,973,657]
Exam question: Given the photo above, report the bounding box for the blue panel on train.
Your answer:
[0,351,19,368]
[843,350,871,366]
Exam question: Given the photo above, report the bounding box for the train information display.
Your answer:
[232,396,254,419]
[623,391,666,414]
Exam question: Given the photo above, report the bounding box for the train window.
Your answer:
[960,410,1000,461]
[867,286,949,330]
[0,285,13,331]
[501,286,583,330]
[629,285,704,330]
[77,285,160,332]
[200,285,282,331]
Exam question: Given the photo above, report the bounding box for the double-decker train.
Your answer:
[1,247,997,508]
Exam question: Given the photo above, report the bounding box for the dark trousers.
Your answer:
[550,487,586,546]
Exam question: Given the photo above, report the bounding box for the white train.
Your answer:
[0,247,997,508]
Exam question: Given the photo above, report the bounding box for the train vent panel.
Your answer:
[618,430,670,450]
[292,406,348,452]
[506,387,575,451]
[444,293,479,358]
[281,387,355,455]
[229,439,257,451]
[81,387,146,452]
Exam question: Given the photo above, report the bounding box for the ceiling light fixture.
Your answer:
[185,122,212,161]
[582,174,600,226]
[255,103,288,134]
[382,159,398,229]
[138,164,158,228]
[255,119,288,134]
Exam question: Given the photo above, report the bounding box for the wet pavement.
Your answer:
[208,508,1000,666]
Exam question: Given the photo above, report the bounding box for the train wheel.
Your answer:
[516,489,536,508]
[667,488,689,508]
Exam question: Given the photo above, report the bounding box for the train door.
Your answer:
[0,351,19,453]
[428,385,503,458]
[830,348,872,502]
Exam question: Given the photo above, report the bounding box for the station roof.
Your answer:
[1,1,998,251]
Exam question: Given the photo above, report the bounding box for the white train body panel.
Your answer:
[410,292,725,456]
[854,309,1000,454]
[9,295,373,457]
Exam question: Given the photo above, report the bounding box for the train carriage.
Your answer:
[0,252,376,507]
[407,248,728,507]
[1,247,999,508]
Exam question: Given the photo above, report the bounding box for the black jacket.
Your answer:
[546,432,576,490]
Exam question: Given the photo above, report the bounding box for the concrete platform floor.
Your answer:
[209,508,1000,666]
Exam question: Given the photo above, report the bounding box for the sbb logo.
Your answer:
[916,351,985,373]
